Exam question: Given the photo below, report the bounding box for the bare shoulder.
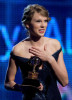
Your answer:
[12,37,30,56]
[51,39,61,50]
[12,41,25,55]
[45,37,61,50]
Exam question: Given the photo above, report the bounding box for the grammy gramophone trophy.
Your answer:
[22,56,42,87]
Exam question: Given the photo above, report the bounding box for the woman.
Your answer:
[4,4,68,100]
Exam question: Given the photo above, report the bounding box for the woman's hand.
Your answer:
[29,46,52,61]
[37,83,43,91]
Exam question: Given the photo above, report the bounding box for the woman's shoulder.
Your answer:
[12,37,30,55]
[45,37,61,50]
[12,42,23,55]
[51,39,61,49]
[12,41,25,54]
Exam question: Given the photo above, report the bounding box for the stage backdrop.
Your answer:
[0,0,72,100]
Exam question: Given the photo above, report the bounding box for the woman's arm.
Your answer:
[46,40,69,86]
[4,56,17,89]
[48,50,69,87]
[4,55,22,91]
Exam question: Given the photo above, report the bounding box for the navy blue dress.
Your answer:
[10,48,62,100]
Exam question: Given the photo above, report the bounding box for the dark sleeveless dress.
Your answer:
[10,48,62,100]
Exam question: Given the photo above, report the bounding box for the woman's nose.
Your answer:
[40,22,45,28]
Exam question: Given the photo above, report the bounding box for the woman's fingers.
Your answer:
[29,47,41,55]
[37,83,43,91]
[31,47,41,51]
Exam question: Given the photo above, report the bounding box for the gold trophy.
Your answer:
[22,56,42,87]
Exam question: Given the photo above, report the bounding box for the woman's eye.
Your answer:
[36,20,48,22]
[44,20,48,22]
[36,20,41,22]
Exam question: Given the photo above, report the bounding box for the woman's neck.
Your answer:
[29,35,45,47]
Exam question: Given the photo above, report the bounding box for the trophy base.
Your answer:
[22,78,40,87]
[21,85,39,94]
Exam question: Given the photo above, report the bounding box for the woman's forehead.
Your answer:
[32,12,48,20]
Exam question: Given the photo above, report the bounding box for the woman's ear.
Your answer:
[25,24,29,29]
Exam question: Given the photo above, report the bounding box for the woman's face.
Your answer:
[27,12,48,37]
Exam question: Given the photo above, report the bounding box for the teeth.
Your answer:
[40,30,42,31]
[40,30,44,31]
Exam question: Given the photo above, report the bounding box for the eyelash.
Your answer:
[36,20,48,22]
